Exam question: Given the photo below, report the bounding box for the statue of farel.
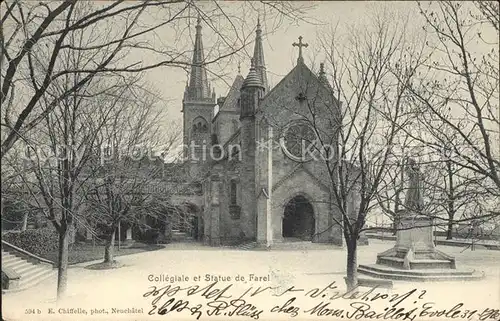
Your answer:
[404,157,424,213]
[360,156,483,281]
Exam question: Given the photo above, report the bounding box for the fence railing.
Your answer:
[1,240,55,266]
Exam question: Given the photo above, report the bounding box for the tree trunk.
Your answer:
[392,214,399,236]
[21,212,28,231]
[446,160,455,241]
[57,226,70,300]
[345,238,358,291]
[165,218,172,243]
[67,222,76,245]
[104,229,115,263]
[446,220,453,240]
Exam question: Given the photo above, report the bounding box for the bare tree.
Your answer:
[19,59,135,299]
[265,9,427,290]
[0,0,310,158]
[377,131,493,240]
[1,1,313,300]
[420,157,490,240]
[321,13,427,289]
[1,149,28,229]
[82,87,182,264]
[474,1,499,32]
[405,1,500,193]
[375,135,412,234]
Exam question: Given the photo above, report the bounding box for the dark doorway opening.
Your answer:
[282,195,315,241]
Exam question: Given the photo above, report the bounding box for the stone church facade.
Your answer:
[182,19,348,247]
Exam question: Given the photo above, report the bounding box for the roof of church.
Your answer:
[258,60,338,112]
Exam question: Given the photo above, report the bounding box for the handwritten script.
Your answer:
[142,281,499,320]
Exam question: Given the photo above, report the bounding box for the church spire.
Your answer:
[185,16,211,101]
[252,17,269,91]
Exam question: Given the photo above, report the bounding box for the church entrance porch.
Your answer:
[282,196,315,241]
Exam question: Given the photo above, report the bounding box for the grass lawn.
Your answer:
[42,241,165,265]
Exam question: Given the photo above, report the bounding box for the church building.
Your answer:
[182,18,348,247]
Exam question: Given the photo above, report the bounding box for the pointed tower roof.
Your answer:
[243,58,264,88]
[252,18,269,91]
[185,16,211,101]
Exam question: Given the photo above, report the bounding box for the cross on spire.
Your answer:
[292,36,308,64]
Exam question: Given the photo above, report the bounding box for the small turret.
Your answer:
[238,60,260,241]
[242,58,264,89]
[240,58,265,119]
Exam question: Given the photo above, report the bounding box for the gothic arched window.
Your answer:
[192,116,208,133]
[280,120,319,162]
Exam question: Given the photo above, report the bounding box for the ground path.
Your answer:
[3,239,499,321]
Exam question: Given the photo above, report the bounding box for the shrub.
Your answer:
[2,227,59,256]
[140,228,161,244]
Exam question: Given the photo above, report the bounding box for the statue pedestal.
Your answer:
[378,214,455,269]
[359,212,483,281]
[396,216,434,252]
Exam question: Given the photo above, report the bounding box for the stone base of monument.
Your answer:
[358,214,484,282]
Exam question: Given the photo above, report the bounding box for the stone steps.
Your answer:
[220,242,258,250]
[171,229,194,242]
[221,242,257,251]
[2,253,25,264]
[13,261,43,275]
[2,248,56,292]
[223,241,336,251]
[352,277,393,289]
[358,264,484,282]
[18,266,55,289]
[236,242,258,250]
[3,257,34,271]
[269,241,334,251]
[377,256,454,269]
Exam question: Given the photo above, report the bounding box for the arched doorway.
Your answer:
[282,195,315,241]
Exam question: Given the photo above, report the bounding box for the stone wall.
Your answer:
[271,166,342,244]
